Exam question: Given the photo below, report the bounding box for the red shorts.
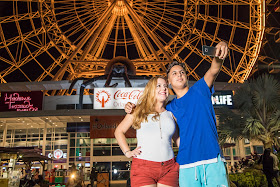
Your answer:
[130,157,179,187]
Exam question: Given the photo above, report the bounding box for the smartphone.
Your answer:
[202,45,216,57]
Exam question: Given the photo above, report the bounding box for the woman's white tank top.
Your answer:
[136,110,176,162]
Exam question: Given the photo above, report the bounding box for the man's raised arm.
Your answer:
[204,41,228,88]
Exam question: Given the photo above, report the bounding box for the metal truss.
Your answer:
[0,0,266,93]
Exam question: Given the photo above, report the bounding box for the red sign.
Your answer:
[90,116,136,139]
[94,88,144,109]
[0,91,43,112]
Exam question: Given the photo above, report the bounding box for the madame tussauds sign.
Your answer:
[0,91,43,112]
[94,88,144,109]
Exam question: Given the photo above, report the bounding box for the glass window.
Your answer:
[112,147,123,156]
[245,146,251,155]
[95,162,110,173]
[77,133,90,138]
[112,171,130,180]
[70,139,75,147]
[46,145,52,150]
[93,147,111,156]
[70,148,75,157]
[253,146,264,154]
[232,148,236,156]
[76,157,90,162]
[0,130,3,139]
[112,162,130,170]
[75,148,90,156]
[76,139,90,147]
[225,148,231,155]
[93,138,111,146]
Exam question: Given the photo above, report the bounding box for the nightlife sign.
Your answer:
[211,90,234,109]
[94,88,144,109]
[0,91,43,112]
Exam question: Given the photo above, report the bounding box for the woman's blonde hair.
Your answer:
[132,76,168,129]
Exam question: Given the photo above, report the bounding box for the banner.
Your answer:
[94,88,144,109]
[90,116,136,138]
[0,91,43,112]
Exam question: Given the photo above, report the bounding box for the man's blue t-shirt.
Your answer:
[166,77,221,166]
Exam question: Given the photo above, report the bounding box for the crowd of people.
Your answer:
[228,152,260,173]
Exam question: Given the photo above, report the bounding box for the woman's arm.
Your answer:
[114,114,141,158]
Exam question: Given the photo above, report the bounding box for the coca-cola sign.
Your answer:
[0,91,43,112]
[94,88,144,109]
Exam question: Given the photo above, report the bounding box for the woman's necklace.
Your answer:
[159,115,162,139]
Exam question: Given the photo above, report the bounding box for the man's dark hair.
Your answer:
[166,61,186,75]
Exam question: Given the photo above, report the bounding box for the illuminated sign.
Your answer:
[0,91,43,112]
[48,149,67,159]
[54,149,63,159]
[211,91,233,108]
[94,88,144,109]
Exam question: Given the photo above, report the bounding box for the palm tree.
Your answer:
[217,107,245,145]
[233,74,280,149]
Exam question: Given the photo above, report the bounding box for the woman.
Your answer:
[115,76,180,187]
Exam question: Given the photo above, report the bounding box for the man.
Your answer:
[125,41,229,186]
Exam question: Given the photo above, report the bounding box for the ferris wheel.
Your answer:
[0,0,265,92]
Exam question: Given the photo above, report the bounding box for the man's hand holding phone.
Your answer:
[202,42,228,60]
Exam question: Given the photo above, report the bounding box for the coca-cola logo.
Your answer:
[95,90,111,108]
[114,90,143,100]
[94,88,144,109]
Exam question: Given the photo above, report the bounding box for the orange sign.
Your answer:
[90,116,136,139]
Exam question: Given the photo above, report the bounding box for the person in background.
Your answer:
[260,148,274,187]
[90,166,97,187]
[79,166,85,187]
[270,150,280,186]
